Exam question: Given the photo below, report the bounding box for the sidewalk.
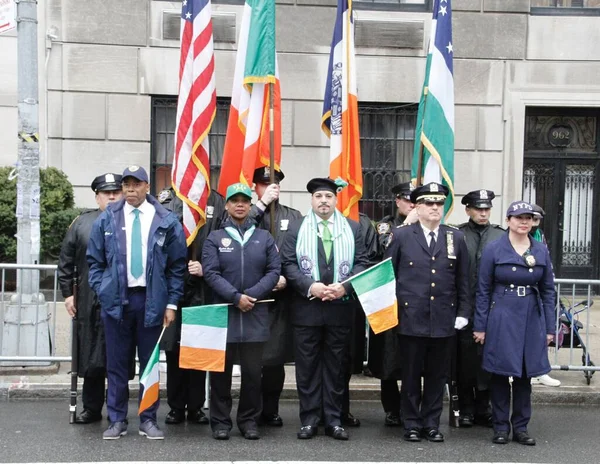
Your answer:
[1,302,599,404]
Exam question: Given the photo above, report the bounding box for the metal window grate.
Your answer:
[358,103,418,221]
[150,97,230,195]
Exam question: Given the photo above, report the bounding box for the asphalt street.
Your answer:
[0,400,598,464]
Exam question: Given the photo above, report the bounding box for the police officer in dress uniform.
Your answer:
[456,190,504,428]
[157,187,226,425]
[386,182,471,443]
[58,173,123,424]
[281,178,368,441]
[250,166,303,427]
[370,182,417,426]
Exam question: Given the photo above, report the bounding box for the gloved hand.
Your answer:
[454,317,468,330]
[260,183,280,206]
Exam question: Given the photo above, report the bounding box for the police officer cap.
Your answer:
[532,204,545,218]
[253,166,285,184]
[122,165,149,183]
[410,182,448,203]
[506,201,534,217]
[307,177,339,194]
[461,189,495,209]
[91,173,122,192]
[391,182,414,200]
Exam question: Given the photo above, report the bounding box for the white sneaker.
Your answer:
[531,374,561,387]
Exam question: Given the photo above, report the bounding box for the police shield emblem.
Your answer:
[221,237,232,248]
[377,222,390,235]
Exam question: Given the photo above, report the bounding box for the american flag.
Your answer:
[172,0,216,245]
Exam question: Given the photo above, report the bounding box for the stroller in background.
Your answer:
[550,297,596,385]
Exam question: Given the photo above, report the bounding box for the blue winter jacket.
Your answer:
[86,196,187,327]
[202,216,281,343]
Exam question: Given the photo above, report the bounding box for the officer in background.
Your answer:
[386,182,470,443]
[58,173,122,424]
[457,190,504,427]
[158,187,226,425]
[251,166,303,427]
[369,182,418,426]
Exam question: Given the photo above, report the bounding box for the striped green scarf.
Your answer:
[296,209,355,283]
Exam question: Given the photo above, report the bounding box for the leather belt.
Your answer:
[494,284,534,297]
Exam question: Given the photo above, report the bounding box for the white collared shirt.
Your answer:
[420,223,439,247]
[124,200,155,287]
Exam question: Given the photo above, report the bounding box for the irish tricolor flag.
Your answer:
[217,0,281,195]
[350,258,398,334]
[179,304,228,372]
[138,329,164,415]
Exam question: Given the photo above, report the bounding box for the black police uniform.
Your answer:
[250,166,303,425]
[456,190,505,427]
[386,183,471,439]
[159,188,226,424]
[57,173,123,423]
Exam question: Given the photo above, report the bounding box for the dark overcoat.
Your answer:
[254,202,303,365]
[387,222,471,337]
[202,217,281,343]
[58,210,105,378]
[473,233,555,378]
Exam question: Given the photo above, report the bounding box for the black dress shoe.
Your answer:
[422,428,444,442]
[403,428,422,442]
[165,409,185,424]
[474,413,493,428]
[325,425,349,440]
[187,409,209,424]
[297,425,318,439]
[75,409,102,424]
[341,413,361,427]
[513,431,536,446]
[459,414,474,427]
[212,429,230,440]
[492,431,509,444]
[261,413,283,427]
[384,412,402,427]
[244,429,260,440]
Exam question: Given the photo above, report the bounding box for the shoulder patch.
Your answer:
[376,222,391,234]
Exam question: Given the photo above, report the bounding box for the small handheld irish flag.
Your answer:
[350,258,398,334]
[179,304,228,372]
[138,327,165,415]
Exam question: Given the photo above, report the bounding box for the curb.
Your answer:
[2,384,599,405]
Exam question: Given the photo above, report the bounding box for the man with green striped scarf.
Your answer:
[281,177,368,441]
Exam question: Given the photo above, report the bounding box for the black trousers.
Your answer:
[165,345,206,413]
[294,325,351,428]
[399,335,452,430]
[210,342,264,433]
[261,364,285,416]
[82,375,105,414]
[457,330,491,417]
[380,379,401,414]
[490,373,532,433]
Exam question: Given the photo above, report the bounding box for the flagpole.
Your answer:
[416,87,428,187]
[269,81,276,236]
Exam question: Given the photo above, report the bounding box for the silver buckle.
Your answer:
[517,286,526,297]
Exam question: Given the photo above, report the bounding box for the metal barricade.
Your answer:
[0,263,61,365]
[552,278,599,383]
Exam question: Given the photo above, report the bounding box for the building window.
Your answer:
[359,103,418,221]
[354,0,431,11]
[150,97,230,195]
[532,0,600,15]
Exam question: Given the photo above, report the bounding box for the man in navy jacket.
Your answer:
[87,165,187,440]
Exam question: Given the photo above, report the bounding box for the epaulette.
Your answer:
[68,215,81,229]
[444,224,459,230]
[396,223,409,228]
[492,224,505,229]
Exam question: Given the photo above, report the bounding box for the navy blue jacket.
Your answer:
[474,233,555,377]
[386,222,471,337]
[202,217,281,343]
[86,196,187,327]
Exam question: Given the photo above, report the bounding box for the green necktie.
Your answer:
[321,220,332,262]
[131,209,143,278]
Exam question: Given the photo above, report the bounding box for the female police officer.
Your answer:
[473,201,555,446]
[202,183,281,440]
